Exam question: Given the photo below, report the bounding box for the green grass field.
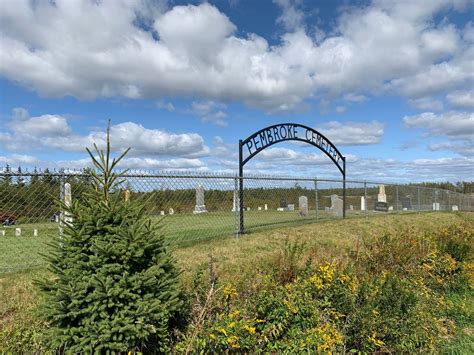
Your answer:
[0,208,422,273]
[0,212,472,352]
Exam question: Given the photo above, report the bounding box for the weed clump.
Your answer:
[178,222,474,353]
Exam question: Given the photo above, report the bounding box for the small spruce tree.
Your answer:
[38,124,184,353]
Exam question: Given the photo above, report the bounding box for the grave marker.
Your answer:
[378,185,387,203]
[193,184,208,214]
[330,195,343,217]
[299,196,308,217]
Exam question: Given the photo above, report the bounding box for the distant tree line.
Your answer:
[1,165,472,222]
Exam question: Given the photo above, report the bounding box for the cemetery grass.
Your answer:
[0,212,473,352]
[0,209,433,272]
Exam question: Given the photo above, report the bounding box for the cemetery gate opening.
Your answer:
[238,123,346,235]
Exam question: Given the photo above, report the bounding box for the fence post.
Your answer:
[314,178,319,223]
[418,187,421,212]
[364,181,368,218]
[234,177,239,237]
[59,172,65,236]
[238,140,244,236]
[434,190,438,212]
[396,185,399,214]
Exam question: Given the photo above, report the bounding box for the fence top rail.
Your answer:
[0,168,472,196]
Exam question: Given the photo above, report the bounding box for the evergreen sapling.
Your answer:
[38,125,184,352]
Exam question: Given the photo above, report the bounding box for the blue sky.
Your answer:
[0,0,473,182]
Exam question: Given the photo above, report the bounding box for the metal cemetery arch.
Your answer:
[238,123,346,235]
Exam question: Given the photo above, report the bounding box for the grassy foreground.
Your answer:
[1,212,473,352]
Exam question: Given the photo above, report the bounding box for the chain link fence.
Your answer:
[1,169,473,273]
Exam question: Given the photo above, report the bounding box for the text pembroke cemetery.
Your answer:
[242,123,343,168]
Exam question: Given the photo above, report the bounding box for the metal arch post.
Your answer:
[238,139,245,235]
[343,157,346,218]
[314,178,319,222]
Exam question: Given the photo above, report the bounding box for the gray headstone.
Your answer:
[280,198,288,208]
[288,204,295,211]
[400,196,412,209]
[330,194,343,217]
[193,184,208,214]
[350,205,354,210]
[299,196,308,217]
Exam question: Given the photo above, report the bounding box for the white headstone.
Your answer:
[361,196,366,211]
[299,196,308,217]
[232,190,240,212]
[288,204,295,211]
[388,206,394,211]
[0,230,5,237]
[350,205,354,210]
[160,210,165,216]
[258,206,262,211]
[169,208,174,215]
[15,228,21,237]
[247,207,251,211]
[33,229,38,237]
[403,208,407,211]
[63,182,73,224]
[264,204,268,211]
[452,205,459,211]
[330,194,343,217]
[193,184,208,214]
[277,207,285,212]
[433,202,440,211]
[377,185,387,203]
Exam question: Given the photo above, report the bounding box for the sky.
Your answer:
[0,0,473,183]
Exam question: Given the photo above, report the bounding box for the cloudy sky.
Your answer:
[0,0,473,182]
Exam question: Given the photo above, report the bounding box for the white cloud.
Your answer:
[0,108,210,158]
[403,111,473,156]
[189,101,228,127]
[428,142,474,157]
[274,0,305,31]
[403,111,473,140]
[316,121,385,145]
[0,1,472,111]
[408,97,444,111]
[446,89,474,109]
[343,93,367,103]
[335,106,346,113]
[0,154,38,166]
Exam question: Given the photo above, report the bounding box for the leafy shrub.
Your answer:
[177,222,474,353]
[37,127,184,352]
